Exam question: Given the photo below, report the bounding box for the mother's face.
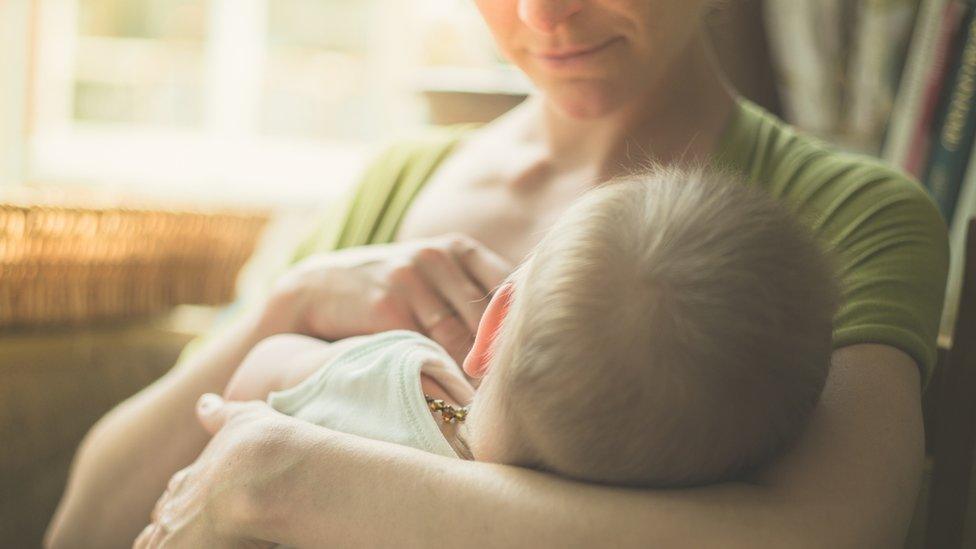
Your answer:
[474,0,711,118]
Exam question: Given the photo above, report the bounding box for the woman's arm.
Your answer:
[186,343,920,548]
[45,303,290,549]
[50,235,510,549]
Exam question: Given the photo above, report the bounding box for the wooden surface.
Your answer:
[0,320,196,546]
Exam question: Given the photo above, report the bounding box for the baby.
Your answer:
[225,166,838,488]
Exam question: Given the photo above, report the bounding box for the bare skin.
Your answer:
[397,43,733,264]
[46,237,506,547]
[50,1,929,547]
[133,344,922,549]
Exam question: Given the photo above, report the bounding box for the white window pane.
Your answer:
[73,0,207,127]
[261,0,379,139]
[267,0,370,52]
[27,0,521,204]
[79,0,207,40]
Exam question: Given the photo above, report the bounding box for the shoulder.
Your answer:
[718,99,947,252]
[351,125,474,212]
[718,99,950,379]
[367,126,475,179]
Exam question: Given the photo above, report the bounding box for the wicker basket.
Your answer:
[0,202,269,328]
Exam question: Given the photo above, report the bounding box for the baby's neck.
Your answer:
[420,373,474,459]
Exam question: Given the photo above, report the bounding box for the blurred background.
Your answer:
[5,0,976,546]
[2,0,528,206]
[0,0,922,206]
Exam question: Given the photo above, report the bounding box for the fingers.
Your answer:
[195,393,228,435]
[133,523,165,549]
[428,319,475,365]
[137,463,190,548]
[197,394,284,436]
[366,288,424,335]
[416,250,489,334]
[133,524,152,548]
[390,235,509,363]
[148,467,187,528]
[388,264,455,332]
[391,265,473,362]
[448,235,513,294]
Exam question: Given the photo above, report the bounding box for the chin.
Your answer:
[545,80,630,119]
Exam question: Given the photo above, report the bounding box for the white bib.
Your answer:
[268,330,475,458]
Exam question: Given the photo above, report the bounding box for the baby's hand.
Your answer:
[224,334,336,402]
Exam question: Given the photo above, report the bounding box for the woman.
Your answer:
[48,0,948,547]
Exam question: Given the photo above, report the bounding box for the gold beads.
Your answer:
[425,394,469,423]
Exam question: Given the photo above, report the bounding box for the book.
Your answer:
[923,7,976,222]
[904,1,973,178]
[940,131,976,336]
[884,0,952,167]
[846,0,919,154]
[763,1,846,138]
[766,1,919,151]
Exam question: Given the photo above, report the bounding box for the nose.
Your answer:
[517,0,584,34]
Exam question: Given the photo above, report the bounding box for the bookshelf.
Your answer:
[885,0,976,338]
[766,0,919,155]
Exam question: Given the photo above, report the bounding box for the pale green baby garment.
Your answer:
[267,330,475,459]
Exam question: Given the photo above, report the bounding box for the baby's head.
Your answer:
[460,167,838,487]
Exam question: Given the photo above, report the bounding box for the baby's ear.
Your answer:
[463,283,514,378]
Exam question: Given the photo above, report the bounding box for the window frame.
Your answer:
[1,0,33,187]
[23,0,526,206]
[25,0,399,206]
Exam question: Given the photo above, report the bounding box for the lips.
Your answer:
[533,37,619,61]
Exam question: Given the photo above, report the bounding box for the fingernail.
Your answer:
[198,393,221,413]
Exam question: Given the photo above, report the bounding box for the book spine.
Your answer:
[763,1,844,136]
[939,122,976,335]
[925,8,976,223]
[847,0,918,153]
[884,0,952,166]
[905,1,971,178]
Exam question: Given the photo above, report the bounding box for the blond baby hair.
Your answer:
[487,167,838,487]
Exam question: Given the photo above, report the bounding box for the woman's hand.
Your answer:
[269,234,512,363]
[133,395,293,549]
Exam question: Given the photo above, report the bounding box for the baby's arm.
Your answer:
[224,334,343,402]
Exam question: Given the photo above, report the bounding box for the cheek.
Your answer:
[606,0,709,54]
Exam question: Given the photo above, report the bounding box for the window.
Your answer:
[24,0,527,205]
[1,1,33,187]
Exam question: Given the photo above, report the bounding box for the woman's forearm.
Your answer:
[245,344,923,548]
[46,302,287,549]
[244,425,757,548]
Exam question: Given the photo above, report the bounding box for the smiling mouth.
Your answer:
[534,37,620,62]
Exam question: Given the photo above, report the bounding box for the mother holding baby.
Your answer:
[49,0,949,547]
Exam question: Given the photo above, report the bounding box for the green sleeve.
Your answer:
[824,159,950,379]
[716,99,950,382]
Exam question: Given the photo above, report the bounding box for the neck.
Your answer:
[528,30,736,179]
